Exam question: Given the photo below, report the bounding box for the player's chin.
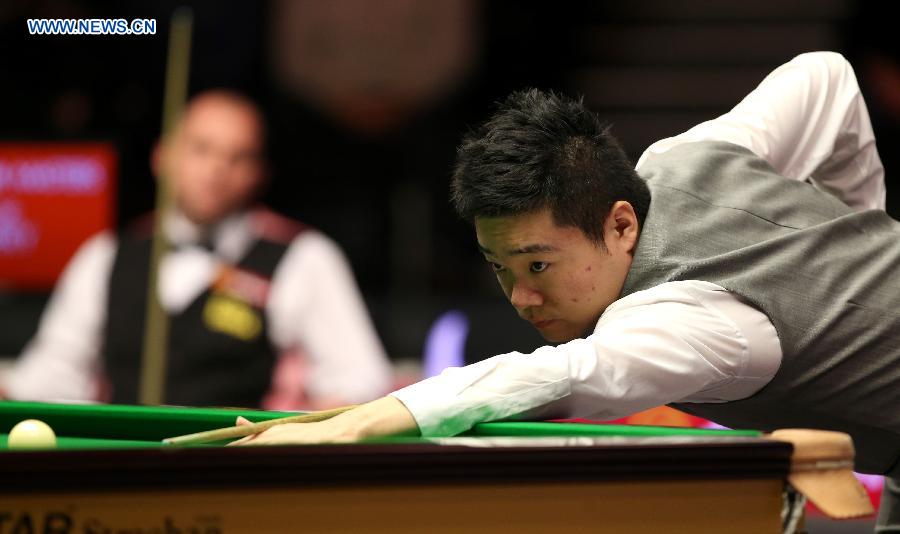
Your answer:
[534,323,579,343]
[179,199,235,226]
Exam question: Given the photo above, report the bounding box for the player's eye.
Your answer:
[530,262,549,273]
[489,261,505,272]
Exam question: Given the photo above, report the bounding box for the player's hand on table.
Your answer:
[229,396,420,446]
[230,417,354,445]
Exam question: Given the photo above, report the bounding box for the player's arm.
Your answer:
[267,232,392,408]
[638,51,885,211]
[3,232,115,401]
[394,282,778,437]
[242,281,778,443]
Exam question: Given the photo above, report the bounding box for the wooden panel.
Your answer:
[2,479,784,534]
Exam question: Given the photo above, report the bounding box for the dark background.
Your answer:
[1,0,897,364]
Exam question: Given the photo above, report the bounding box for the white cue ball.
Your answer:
[7,419,57,449]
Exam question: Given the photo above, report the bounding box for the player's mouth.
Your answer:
[530,319,556,329]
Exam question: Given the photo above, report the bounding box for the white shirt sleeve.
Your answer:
[4,232,116,401]
[392,281,782,437]
[267,231,392,403]
[637,51,885,211]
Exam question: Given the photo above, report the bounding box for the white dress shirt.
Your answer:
[5,209,392,406]
[393,51,887,436]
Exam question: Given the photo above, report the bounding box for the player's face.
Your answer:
[475,205,638,343]
[166,98,264,225]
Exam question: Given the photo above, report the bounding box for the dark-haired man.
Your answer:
[3,91,392,409]
[238,50,899,527]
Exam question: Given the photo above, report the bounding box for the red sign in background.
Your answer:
[0,143,116,291]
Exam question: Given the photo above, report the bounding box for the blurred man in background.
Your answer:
[1,90,392,409]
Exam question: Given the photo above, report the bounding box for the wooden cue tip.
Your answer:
[172,6,193,19]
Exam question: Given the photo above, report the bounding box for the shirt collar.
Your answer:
[163,209,255,263]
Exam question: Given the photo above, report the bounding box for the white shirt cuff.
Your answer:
[391,345,573,437]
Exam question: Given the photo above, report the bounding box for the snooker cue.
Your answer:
[138,8,193,405]
[162,404,359,446]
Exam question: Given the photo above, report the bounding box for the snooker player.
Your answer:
[239,52,900,526]
[2,90,392,409]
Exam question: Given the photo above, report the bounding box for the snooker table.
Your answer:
[0,401,792,533]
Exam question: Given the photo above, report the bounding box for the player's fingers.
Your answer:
[227,416,262,446]
[236,437,272,446]
[231,429,283,446]
[228,433,257,446]
[233,424,298,446]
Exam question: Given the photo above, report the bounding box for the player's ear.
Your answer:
[150,131,180,183]
[150,140,163,181]
[607,201,639,252]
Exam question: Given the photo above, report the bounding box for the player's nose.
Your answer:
[509,283,543,310]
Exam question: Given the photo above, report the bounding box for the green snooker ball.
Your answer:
[8,419,57,449]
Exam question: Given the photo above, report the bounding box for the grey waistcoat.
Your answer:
[623,140,900,475]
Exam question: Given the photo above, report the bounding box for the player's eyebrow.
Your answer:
[478,243,559,256]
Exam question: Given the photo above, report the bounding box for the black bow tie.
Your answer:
[197,238,216,253]
[172,238,215,253]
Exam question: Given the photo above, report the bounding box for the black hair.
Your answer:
[451,88,650,245]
